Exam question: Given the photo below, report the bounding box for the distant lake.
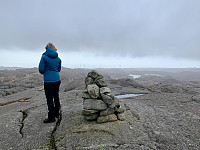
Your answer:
[116,93,144,99]
[128,74,141,79]
[144,74,164,77]
[129,74,164,79]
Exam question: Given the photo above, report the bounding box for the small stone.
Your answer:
[115,107,125,114]
[97,114,118,123]
[88,70,102,79]
[83,99,107,110]
[82,109,99,116]
[85,77,94,86]
[85,114,99,120]
[82,92,91,99]
[87,84,100,99]
[101,93,114,105]
[100,108,115,116]
[117,113,126,121]
[109,99,120,109]
[95,78,107,87]
[100,87,111,94]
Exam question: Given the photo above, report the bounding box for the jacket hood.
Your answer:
[44,48,58,58]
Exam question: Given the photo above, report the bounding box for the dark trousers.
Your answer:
[44,81,61,119]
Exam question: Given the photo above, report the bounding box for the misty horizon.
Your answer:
[1,0,200,68]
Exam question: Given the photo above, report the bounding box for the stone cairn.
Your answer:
[82,70,125,123]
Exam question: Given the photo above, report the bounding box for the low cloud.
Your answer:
[1,0,200,60]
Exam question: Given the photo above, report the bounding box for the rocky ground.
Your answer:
[0,68,200,150]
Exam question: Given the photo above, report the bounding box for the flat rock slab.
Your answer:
[0,112,23,150]
[0,83,200,150]
[0,88,57,150]
[54,104,152,150]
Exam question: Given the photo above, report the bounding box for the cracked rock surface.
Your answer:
[1,68,200,150]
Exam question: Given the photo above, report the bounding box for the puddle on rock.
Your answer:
[128,74,141,79]
[116,93,144,99]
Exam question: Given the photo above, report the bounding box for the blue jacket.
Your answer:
[39,48,61,83]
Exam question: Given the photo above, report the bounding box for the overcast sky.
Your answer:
[1,0,200,68]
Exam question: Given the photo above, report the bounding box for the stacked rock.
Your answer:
[82,70,125,123]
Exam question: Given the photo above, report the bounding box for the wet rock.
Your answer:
[97,114,118,123]
[83,99,107,110]
[87,84,100,99]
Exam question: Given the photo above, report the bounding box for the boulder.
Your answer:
[87,84,100,99]
[83,99,107,110]
[100,87,111,94]
[97,114,118,123]
[100,108,115,116]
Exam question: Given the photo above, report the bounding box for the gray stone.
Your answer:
[97,114,118,123]
[100,87,111,94]
[101,93,114,105]
[87,84,100,99]
[85,77,94,86]
[100,108,115,116]
[87,70,103,79]
[115,106,125,114]
[85,114,98,121]
[109,99,120,109]
[83,99,107,110]
[95,78,107,87]
[82,92,91,99]
[82,109,99,116]
[117,113,126,121]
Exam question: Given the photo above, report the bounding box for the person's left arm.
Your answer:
[58,59,61,72]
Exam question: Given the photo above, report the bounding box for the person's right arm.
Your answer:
[39,55,45,74]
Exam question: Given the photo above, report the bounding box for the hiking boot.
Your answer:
[43,118,56,123]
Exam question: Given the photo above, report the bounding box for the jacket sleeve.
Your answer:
[58,59,61,72]
[39,55,45,74]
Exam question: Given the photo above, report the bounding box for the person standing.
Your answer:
[39,42,61,123]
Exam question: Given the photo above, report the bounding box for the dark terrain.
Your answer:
[0,67,200,150]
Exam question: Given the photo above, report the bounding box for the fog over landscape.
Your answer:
[1,0,200,68]
[2,1,200,149]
